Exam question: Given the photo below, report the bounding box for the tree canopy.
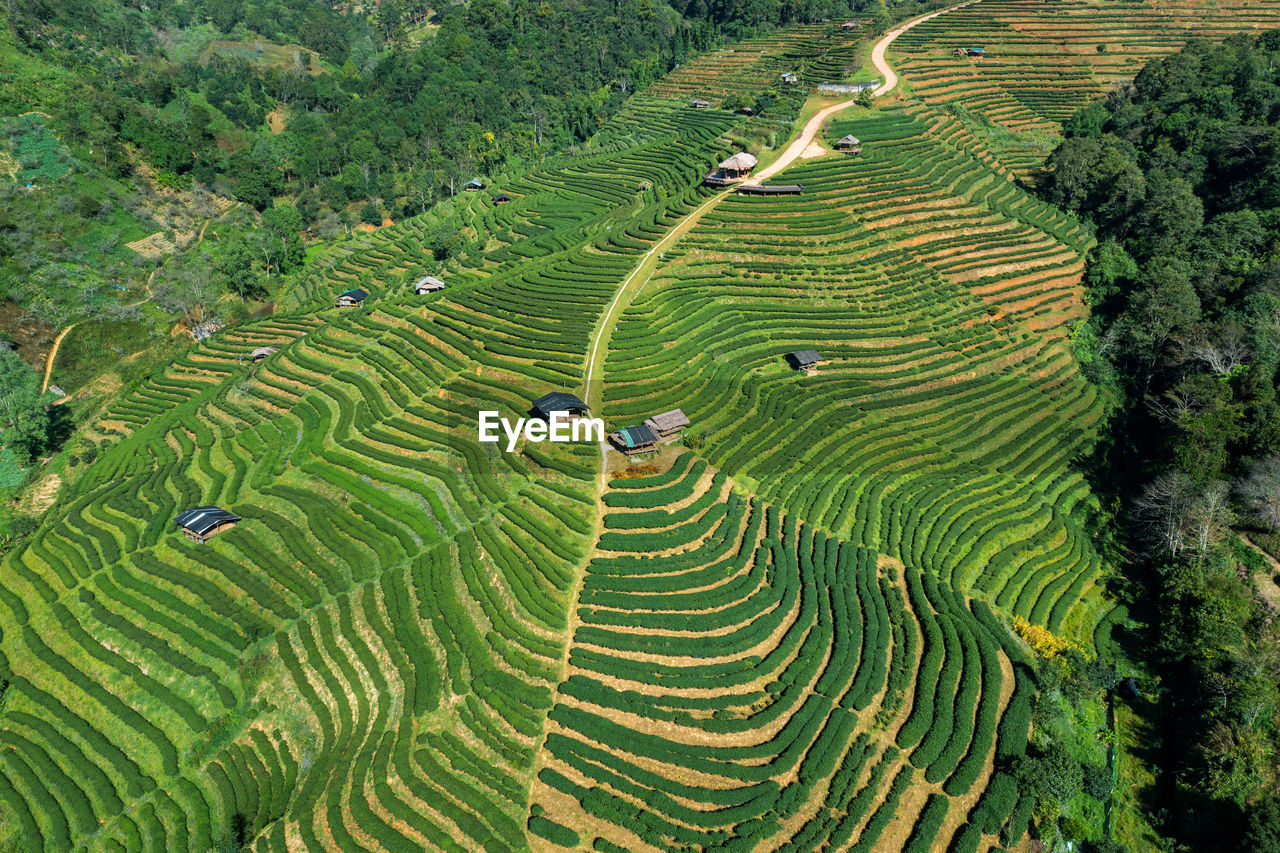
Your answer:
[1043,31,1280,849]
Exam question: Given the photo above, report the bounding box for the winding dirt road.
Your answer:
[749,0,975,185]
[581,0,976,459]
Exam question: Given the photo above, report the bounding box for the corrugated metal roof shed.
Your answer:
[175,506,241,536]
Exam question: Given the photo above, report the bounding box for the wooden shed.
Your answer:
[786,349,823,372]
[835,134,862,153]
[841,21,858,31]
[335,288,368,308]
[610,423,659,455]
[250,346,277,362]
[644,409,690,439]
[494,193,512,205]
[690,98,711,109]
[781,72,799,85]
[415,275,446,295]
[175,506,241,544]
[463,179,485,191]
[738,183,804,195]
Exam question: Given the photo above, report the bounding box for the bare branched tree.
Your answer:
[152,265,216,326]
[1190,480,1233,557]
[1176,323,1250,375]
[1190,338,1249,375]
[1236,454,1280,532]
[1133,471,1232,559]
[1147,382,1204,424]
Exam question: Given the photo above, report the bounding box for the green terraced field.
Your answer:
[533,454,1037,851]
[2,4,1276,850]
[889,0,1280,175]
[602,102,1105,636]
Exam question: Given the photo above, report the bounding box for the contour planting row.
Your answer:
[890,0,1280,173]
[0,82,769,851]
[530,455,1035,850]
[601,105,1106,633]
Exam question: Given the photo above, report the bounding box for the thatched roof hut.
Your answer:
[719,152,758,174]
[644,409,690,437]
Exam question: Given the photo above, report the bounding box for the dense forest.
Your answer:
[1044,31,1280,852]
[4,0,873,233]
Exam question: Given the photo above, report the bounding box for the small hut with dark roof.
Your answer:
[737,183,803,195]
[644,409,690,439]
[335,288,368,308]
[494,193,512,205]
[835,134,862,153]
[610,423,659,455]
[415,275,446,295]
[250,346,277,362]
[532,392,590,420]
[175,506,241,544]
[786,350,823,372]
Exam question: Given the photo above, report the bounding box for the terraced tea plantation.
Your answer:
[0,5,1274,851]
[0,93,739,852]
[890,0,1280,174]
[531,454,1037,851]
[647,23,867,102]
[603,102,1105,637]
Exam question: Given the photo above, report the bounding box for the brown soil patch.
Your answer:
[0,149,18,180]
[266,106,288,133]
[18,470,61,516]
[0,299,58,369]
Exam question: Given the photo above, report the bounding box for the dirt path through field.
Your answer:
[40,324,74,394]
[748,0,976,186]
[581,0,976,413]
[41,212,222,394]
[872,0,979,95]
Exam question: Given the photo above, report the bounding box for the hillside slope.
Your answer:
[2,5,1279,851]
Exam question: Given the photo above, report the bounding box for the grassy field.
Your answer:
[1,5,1277,851]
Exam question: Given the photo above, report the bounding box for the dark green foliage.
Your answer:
[1246,796,1280,853]
[528,814,580,847]
[1013,743,1083,806]
[0,349,54,462]
[1044,31,1280,847]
